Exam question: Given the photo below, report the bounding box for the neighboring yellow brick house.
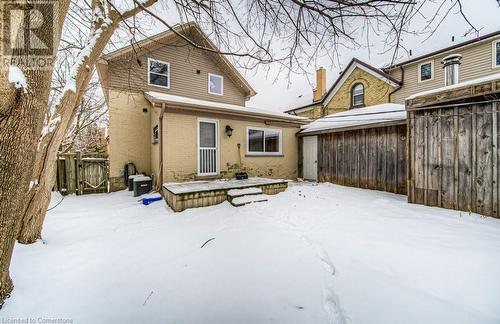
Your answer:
[285,58,401,118]
[97,23,307,191]
[288,30,500,119]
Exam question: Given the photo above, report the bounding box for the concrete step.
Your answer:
[230,194,268,207]
[227,187,263,199]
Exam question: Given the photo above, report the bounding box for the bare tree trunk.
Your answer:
[0,0,70,306]
[17,0,158,244]
[17,133,57,244]
[0,84,42,304]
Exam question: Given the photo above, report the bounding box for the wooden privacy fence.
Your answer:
[408,102,499,217]
[316,124,407,195]
[406,76,500,218]
[56,153,109,195]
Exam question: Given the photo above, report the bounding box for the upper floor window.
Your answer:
[418,61,434,82]
[208,73,223,95]
[148,58,170,88]
[493,40,500,68]
[351,83,364,107]
[247,127,282,155]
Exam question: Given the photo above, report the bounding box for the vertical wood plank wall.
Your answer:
[316,124,407,195]
[408,102,499,218]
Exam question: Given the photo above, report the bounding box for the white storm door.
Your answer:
[198,119,219,176]
[303,135,318,181]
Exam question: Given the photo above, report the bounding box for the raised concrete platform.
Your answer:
[162,178,288,212]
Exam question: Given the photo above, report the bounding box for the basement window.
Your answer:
[418,61,434,82]
[148,58,170,88]
[208,73,223,95]
[247,127,282,155]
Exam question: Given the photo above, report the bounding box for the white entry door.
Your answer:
[198,119,219,176]
[303,136,318,181]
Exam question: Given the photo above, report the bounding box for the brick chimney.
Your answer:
[313,67,326,102]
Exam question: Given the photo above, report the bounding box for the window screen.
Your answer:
[199,122,216,148]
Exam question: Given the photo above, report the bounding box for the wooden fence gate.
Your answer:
[56,153,109,195]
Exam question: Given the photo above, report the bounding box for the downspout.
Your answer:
[388,66,404,103]
[158,103,165,191]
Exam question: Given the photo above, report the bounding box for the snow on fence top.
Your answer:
[145,91,307,122]
[406,72,500,100]
[300,103,406,134]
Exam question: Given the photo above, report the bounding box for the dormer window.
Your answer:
[208,73,223,95]
[351,83,364,107]
[148,58,170,88]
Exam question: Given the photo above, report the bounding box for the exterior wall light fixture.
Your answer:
[225,125,233,137]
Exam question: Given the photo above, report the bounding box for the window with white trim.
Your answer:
[247,127,282,155]
[494,40,500,68]
[148,58,170,88]
[418,61,433,82]
[351,83,364,107]
[208,73,223,95]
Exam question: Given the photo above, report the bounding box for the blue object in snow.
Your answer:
[142,195,162,205]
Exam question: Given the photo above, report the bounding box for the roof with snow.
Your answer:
[145,91,308,124]
[300,103,406,135]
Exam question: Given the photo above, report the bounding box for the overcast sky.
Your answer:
[130,0,500,113]
[244,0,500,112]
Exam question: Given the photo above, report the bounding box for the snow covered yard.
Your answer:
[3,182,500,324]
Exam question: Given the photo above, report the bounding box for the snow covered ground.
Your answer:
[3,182,500,323]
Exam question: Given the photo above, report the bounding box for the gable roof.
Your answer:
[383,29,500,70]
[321,58,401,106]
[99,22,256,99]
[285,58,401,114]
